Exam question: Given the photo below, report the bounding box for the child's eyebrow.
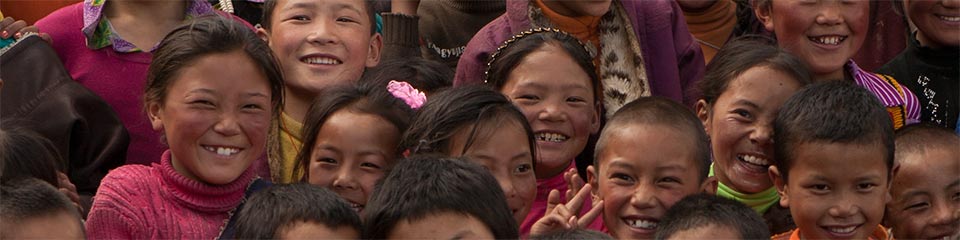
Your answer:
[328,3,363,16]
[946,179,960,191]
[244,92,269,99]
[314,144,343,154]
[898,189,931,201]
[449,230,475,240]
[731,99,760,110]
[282,1,317,11]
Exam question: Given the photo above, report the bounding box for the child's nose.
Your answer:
[214,112,241,136]
[827,198,861,218]
[537,103,565,122]
[943,0,959,8]
[815,5,844,26]
[628,183,657,209]
[749,124,773,145]
[332,169,359,190]
[928,200,960,227]
[306,21,338,45]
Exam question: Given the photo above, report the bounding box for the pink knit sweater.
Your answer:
[85,150,256,239]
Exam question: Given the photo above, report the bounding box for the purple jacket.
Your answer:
[454,0,705,107]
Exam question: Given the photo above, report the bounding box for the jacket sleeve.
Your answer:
[380,13,423,61]
[668,0,706,107]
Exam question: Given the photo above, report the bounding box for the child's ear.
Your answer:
[147,102,164,131]
[587,165,600,196]
[256,27,271,44]
[700,176,718,195]
[590,102,602,134]
[754,4,775,32]
[695,100,710,133]
[885,164,900,205]
[365,33,383,67]
[769,165,789,207]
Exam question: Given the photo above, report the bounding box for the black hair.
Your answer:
[530,229,614,240]
[484,28,601,103]
[697,36,812,106]
[0,123,63,187]
[594,97,711,181]
[261,0,378,35]
[145,14,284,123]
[894,123,960,161]
[0,178,83,237]
[361,57,453,96]
[400,85,536,164]
[235,183,361,238]
[654,193,770,240]
[773,81,895,183]
[294,77,414,181]
[362,155,518,239]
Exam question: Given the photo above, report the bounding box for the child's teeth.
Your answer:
[828,226,856,234]
[303,57,340,65]
[739,155,770,166]
[537,133,568,142]
[625,219,657,229]
[206,146,240,156]
[940,16,960,22]
[812,36,844,45]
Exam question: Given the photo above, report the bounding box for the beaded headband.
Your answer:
[483,27,593,84]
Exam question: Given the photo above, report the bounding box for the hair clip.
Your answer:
[483,28,590,84]
[387,80,427,109]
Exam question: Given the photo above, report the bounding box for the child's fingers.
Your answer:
[57,172,77,192]
[530,214,572,236]
[544,189,562,214]
[1,19,26,39]
[577,200,603,227]
[565,184,593,214]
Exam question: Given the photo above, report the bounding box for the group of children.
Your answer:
[0,0,958,239]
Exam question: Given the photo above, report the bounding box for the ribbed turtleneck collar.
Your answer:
[160,150,256,213]
[909,31,960,67]
[443,0,506,13]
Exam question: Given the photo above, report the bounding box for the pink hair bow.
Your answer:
[387,80,426,109]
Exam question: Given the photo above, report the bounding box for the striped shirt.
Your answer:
[848,60,921,128]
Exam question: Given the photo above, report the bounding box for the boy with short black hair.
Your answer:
[770,81,895,240]
[0,178,85,239]
[654,193,770,240]
[587,96,715,239]
[235,183,361,239]
[258,0,383,183]
[885,123,960,240]
[362,155,519,239]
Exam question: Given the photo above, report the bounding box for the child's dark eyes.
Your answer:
[315,157,337,164]
[610,173,634,183]
[657,177,681,184]
[808,184,830,193]
[290,15,310,21]
[360,162,382,170]
[336,17,358,23]
[566,96,587,103]
[514,164,533,174]
[856,183,878,192]
[732,109,753,120]
[905,201,930,211]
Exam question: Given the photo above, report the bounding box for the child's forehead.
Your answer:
[598,125,700,169]
[275,0,369,13]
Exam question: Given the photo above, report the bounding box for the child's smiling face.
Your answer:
[259,0,381,96]
[307,110,400,213]
[149,50,272,185]
[905,0,960,48]
[500,44,600,179]
[757,0,869,80]
[589,124,704,240]
[698,66,803,194]
[772,141,890,240]
[886,147,960,240]
[447,119,537,224]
